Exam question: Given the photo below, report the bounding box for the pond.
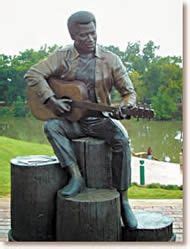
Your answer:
[0,117,182,163]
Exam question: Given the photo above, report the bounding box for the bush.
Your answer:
[12,96,28,117]
[0,106,14,116]
[160,184,180,190]
[131,182,139,187]
[179,185,183,190]
[131,182,183,190]
[146,183,161,189]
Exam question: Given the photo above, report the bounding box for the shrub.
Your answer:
[146,183,161,189]
[131,182,139,187]
[160,184,180,190]
[12,96,28,117]
[131,182,183,190]
[0,106,13,116]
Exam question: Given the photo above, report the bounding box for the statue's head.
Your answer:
[67,11,97,54]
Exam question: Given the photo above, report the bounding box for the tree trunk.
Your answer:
[122,211,175,241]
[56,188,121,241]
[10,155,68,241]
[72,137,112,188]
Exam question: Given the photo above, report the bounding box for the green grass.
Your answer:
[0,136,183,199]
[128,185,183,199]
[0,136,54,197]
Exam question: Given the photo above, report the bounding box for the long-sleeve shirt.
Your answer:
[24,44,136,106]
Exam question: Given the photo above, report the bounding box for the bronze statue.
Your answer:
[24,11,137,230]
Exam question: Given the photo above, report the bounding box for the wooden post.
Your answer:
[10,155,68,241]
[56,188,121,241]
[72,137,112,188]
[122,211,175,241]
[10,138,176,242]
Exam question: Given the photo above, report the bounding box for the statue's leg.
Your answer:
[44,118,85,197]
[80,117,137,229]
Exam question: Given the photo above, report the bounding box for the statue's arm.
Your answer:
[112,55,136,107]
[24,50,64,104]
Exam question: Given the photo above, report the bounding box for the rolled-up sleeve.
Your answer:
[112,55,136,105]
[24,51,63,103]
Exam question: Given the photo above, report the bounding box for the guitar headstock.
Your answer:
[121,104,155,119]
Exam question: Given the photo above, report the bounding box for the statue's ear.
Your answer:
[70,33,76,40]
[69,23,79,40]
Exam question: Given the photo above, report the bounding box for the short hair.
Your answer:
[67,11,96,37]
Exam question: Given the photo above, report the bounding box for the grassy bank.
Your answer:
[128,185,183,199]
[0,136,54,196]
[0,136,183,198]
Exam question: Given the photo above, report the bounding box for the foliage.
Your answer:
[105,41,182,120]
[12,96,28,117]
[0,44,58,106]
[0,107,13,116]
[0,41,182,120]
[132,182,183,190]
[159,184,182,190]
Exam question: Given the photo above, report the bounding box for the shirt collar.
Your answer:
[95,45,104,59]
[71,44,104,60]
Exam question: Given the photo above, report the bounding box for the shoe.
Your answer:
[121,200,138,230]
[60,176,85,197]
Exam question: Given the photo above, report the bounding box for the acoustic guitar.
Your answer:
[27,78,155,122]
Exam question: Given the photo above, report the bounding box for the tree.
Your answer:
[148,62,182,119]
[151,87,179,120]
[124,41,144,73]
[142,41,160,64]
[12,96,28,117]
[129,70,145,103]
[0,54,12,102]
[0,42,182,120]
[105,41,182,119]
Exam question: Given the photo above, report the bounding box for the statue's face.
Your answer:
[72,21,97,54]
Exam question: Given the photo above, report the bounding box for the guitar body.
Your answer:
[27,79,89,122]
[27,78,155,121]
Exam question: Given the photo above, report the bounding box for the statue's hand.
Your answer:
[109,105,126,120]
[109,104,134,120]
[45,96,72,116]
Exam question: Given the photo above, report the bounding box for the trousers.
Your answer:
[44,116,131,191]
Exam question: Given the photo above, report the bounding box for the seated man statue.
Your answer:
[24,11,137,230]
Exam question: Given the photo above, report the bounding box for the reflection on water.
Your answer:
[174,130,183,142]
[0,117,182,163]
[121,119,182,163]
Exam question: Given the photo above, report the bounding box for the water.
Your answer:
[0,117,182,163]
[121,119,182,163]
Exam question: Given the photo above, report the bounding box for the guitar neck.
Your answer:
[72,100,155,119]
[72,100,117,113]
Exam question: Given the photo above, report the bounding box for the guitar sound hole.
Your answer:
[61,96,72,100]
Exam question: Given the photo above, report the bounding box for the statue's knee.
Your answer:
[44,119,61,135]
[112,135,129,152]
